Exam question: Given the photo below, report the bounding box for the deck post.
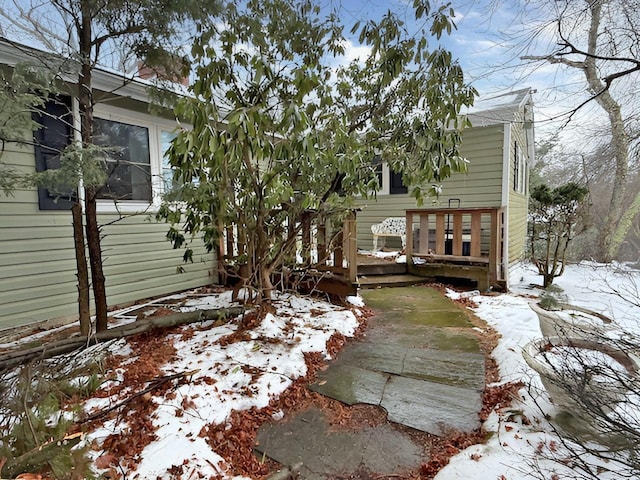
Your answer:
[237,225,246,257]
[317,220,327,265]
[225,225,234,259]
[435,214,445,254]
[405,211,413,265]
[419,213,429,254]
[489,209,499,285]
[301,212,311,266]
[334,228,344,272]
[470,212,481,257]
[452,212,463,256]
[343,212,358,283]
[217,225,227,285]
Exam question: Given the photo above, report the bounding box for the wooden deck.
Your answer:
[405,208,505,291]
[219,207,505,297]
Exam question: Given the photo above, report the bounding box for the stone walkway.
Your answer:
[255,285,485,479]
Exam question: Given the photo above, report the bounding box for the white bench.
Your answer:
[371,217,407,251]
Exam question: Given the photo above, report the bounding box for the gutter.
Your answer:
[0,37,157,104]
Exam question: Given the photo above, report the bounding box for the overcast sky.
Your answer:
[332,0,611,145]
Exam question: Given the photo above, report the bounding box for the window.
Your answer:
[513,142,520,192]
[34,100,180,211]
[389,169,408,194]
[94,118,152,201]
[372,155,383,189]
[513,141,526,194]
[375,162,409,195]
[32,96,75,210]
[160,130,177,193]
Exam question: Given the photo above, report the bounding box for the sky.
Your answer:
[0,0,625,150]
[331,0,615,145]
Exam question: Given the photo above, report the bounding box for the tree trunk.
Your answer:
[260,265,274,301]
[78,0,108,332]
[606,184,640,260]
[85,192,108,331]
[71,202,91,336]
[582,0,630,261]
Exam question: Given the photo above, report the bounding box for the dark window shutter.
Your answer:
[389,169,408,194]
[33,96,74,210]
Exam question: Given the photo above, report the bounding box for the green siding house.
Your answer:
[0,40,217,332]
[357,89,535,289]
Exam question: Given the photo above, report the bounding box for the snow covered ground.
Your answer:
[86,291,362,479]
[4,261,640,479]
[1,290,362,480]
[437,262,640,480]
[92,260,637,479]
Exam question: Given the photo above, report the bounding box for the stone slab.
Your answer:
[255,407,424,480]
[310,363,389,406]
[335,343,484,389]
[362,287,473,328]
[338,343,406,374]
[401,348,485,388]
[380,375,482,435]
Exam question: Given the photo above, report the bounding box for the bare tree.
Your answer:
[519,0,640,261]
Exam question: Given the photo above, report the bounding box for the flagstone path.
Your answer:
[255,285,485,479]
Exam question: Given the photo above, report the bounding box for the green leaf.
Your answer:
[156,0,475,302]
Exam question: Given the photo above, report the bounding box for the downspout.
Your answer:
[501,123,511,286]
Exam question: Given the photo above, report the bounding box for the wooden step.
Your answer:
[358,274,426,289]
[357,262,407,276]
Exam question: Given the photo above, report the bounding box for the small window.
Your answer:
[513,141,527,194]
[160,130,177,193]
[94,118,152,201]
[32,96,75,210]
[372,154,383,189]
[389,169,408,195]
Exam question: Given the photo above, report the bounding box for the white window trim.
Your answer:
[376,163,391,195]
[91,104,180,213]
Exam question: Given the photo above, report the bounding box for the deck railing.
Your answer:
[218,210,357,291]
[405,207,505,285]
[299,210,358,284]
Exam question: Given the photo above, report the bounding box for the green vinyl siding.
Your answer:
[0,135,216,331]
[356,124,505,249]
[505,109,530,266]
[508,190,528,265]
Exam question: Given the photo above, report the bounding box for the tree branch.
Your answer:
[0,307,245,372]
[80,369,200,424]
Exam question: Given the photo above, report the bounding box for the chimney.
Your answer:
[137,58,189,86]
